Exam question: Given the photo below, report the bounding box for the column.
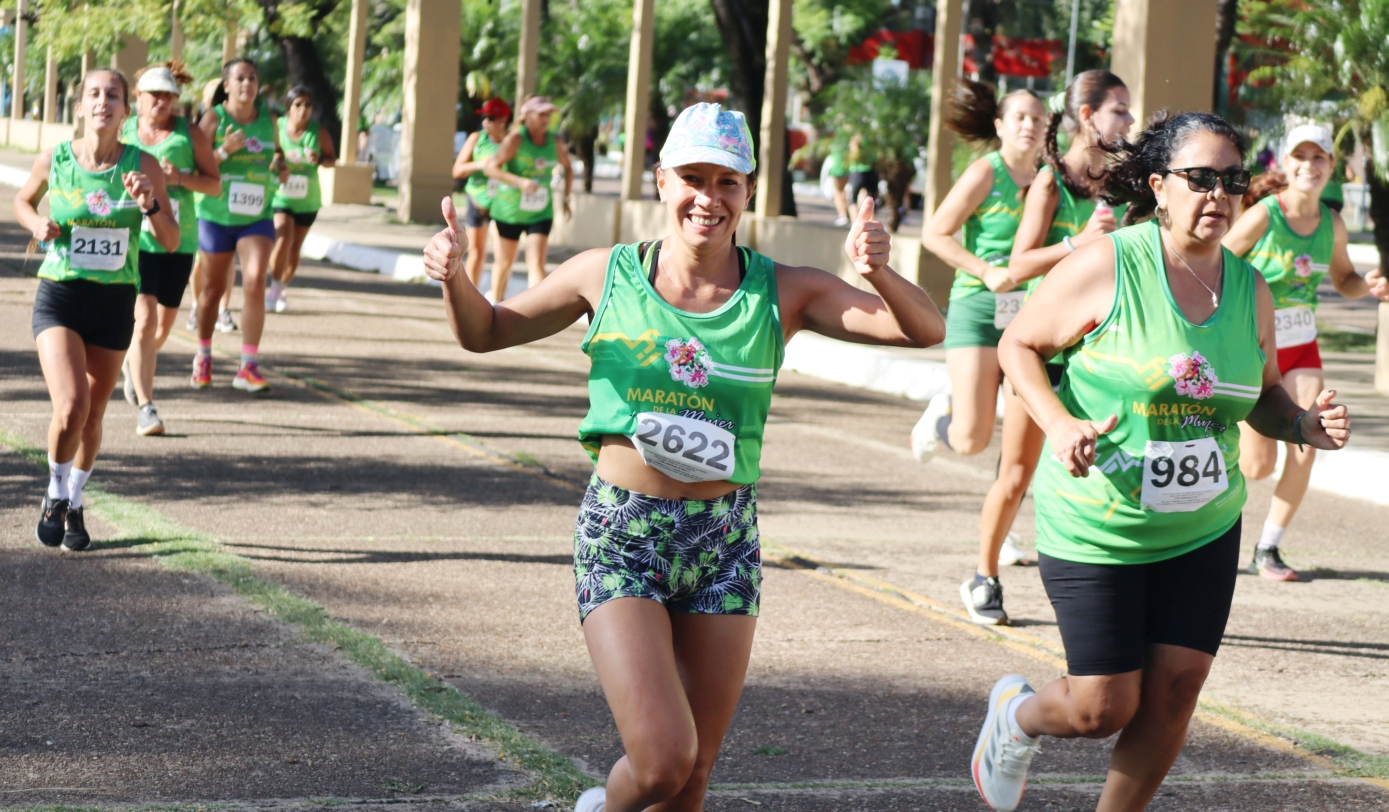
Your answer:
[171,1,184,61]
[922,0,962,224]
[398,0,460,224]
[111,35,148,77]
[1377,303,1389,395]
[619,0,655,201]
[43,46,56,123]
[1110,0,1218,126]
[80,52,95,76]
[340,0,369,165]
[515,0,541,104]
[12,0,27,121]
[753,0,792,218]
[223,23,238,62]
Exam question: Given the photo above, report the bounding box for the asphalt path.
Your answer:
[1,199,1387,810]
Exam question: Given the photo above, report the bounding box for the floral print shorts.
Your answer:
[573,474,762,621]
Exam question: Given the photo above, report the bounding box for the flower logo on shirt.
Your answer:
[245,136,265,153]
[1168,351,1219,400]
[84,189,112,216]
[1293,254,1314,278]
[665,337,712,388]
[534,158,548,171]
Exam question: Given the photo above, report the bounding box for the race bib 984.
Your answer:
[629,411,735,483]
[1139,438,1228,513]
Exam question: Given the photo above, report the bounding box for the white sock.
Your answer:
[1257,521,1286,551]
[1007,694,1038,743]
[68,467,92,510]
[47,457,72,500]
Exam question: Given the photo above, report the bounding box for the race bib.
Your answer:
[1274,305,1317,349]
[142,198,180,234]
[994,291,1026,330]
[519,185,549,212]
[69,226,129,271]
[486,179,500,198]
[629,411,736,483]
[228,181,266,217]
[281,174,309,199]
[1139,438,1228,513]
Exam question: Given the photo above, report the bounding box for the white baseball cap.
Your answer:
[135,67,181,96]
[1283,124,1333,158]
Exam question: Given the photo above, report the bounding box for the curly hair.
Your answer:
[1042,69,1127,198]
[946,79,1040,146]
[134,59,194,89]
[1099,110,1249,225]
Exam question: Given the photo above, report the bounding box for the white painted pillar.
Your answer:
[398,0,460,224]
[171,1,185,61]
[1111,0,1218,126]
[922,0,962,224]
[340,0,369,165]
[754,0,792,217]
[43,45,56,123]
[12,0,27,121]
[111,35,148,78]
[620,0,655,201]
[223,23,238,63]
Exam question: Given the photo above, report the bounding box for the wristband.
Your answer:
[1291,409,1308,450]
[142,198,161,217]
[215,147,229,162]
[1063,236,1076,252]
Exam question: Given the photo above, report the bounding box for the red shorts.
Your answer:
[1276,339,1322,374]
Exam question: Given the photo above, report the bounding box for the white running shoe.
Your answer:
[121,359,136,405]
[909,392,953,463]
[275,287,289,313]
[265,281,281,310]
[574,786,605,812]
[833,215,850,227]
[998,533,1027,567]
[972,675,1041,811]
[216,308,238,333]
[186,306,198,332]
[484,290,497,305]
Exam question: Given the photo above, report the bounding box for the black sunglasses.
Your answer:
[1166,166,1251,195]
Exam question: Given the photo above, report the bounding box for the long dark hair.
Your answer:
[283,85,315,113]
[1043,69,1127,198]
[1242,169,1287,209]
[1101,110,1249,225]
[210,58,257,108]
[947,79,1039,146]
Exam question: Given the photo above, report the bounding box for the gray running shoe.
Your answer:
[136,403,165,436]
[122,360,136,405]
[1249,547,1298,581]
[216,308,237,333]
[186,307,198,331]
[961,575,1010,626]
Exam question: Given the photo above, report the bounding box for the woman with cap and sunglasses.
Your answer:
[452,97,511,295]
[267,85,337,314]
[422,103,943,812]
[482,95,572,302]
[1222,124,1389,581]
[119,61,222,436]
[971,111,1354,812]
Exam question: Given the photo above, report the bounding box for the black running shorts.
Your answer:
[272,208,319,228]
[1038,519,1241,676]
[138,251,196,309]
[463,195,490,229]
[495,218,552,241]
[32,278,138,351]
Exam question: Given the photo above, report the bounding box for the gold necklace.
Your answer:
[1162,234,1221,309]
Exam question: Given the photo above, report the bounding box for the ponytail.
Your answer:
[1242,169,1287,209]
[1100,110,1249,225]
[212,57,257,108]
[947,79,1040,146]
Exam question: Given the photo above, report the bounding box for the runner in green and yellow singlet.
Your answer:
[451,97,511,293]
[268,86,337,314]
[15,68,179,552]
[1222,124,1389,582]
[951,70,1133,628]
[973,112,1353,812]
[915,80,1046,478]
[191,58,288,394]
[423,103,944,812]
[482,96,572,303]
[120,62,222,437]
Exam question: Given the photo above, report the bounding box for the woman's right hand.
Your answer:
[983,266,1017,293]
[422,198,464,282]
[519,178,540,194]
[222,128,246,156]
[32,219,60,242]
[1046,413,1119,477]
[1075,205,1118,246]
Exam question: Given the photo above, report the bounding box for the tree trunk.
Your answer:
[966,0,1000,84]
[575,125,598,193]
[1212,0,1239,113]
[278,35,342,146]
[880,159,914,232]
[709,0,767,210]
[1368,158,1389,272]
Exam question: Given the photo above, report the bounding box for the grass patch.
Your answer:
[1317,326,1376,353]
[0,431,596,803]
[1199,699,1389,779]
[751,746,787,756]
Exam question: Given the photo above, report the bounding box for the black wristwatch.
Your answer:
[142,199,161,217]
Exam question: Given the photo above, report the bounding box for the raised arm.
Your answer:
[919,156,1004,289]
[1220,198,1269,258]
[1008,171,1117,283]
[1327,211,1389,300]
[14,149,57,242]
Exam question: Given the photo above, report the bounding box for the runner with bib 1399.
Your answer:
[972,111,1353,812]
[423,103,944,812]
[192,58,287,393]
[267,85,336,314]
[1223,123,1389,581]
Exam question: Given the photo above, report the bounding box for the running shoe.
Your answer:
[216,308,237,333]
[136,403,165,436]
[191,354,212,389]
[833,215,850,227]
[37,496,68,547]
[961,575,1009,626]
[910,392,952,463]
[972,674,1040,812]
[998,533,1028,567]
[1249,547,1298,581]
[574,786,605,812]
[186,306,198,331]
[274,287,289,313]
[233,361,270,393]
[121,360,136,405]
[265,281,281,311]
[61,506,91,552]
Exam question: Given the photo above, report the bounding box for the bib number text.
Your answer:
[228,181,267,217]
[629,411,735,483]
[1274,305,1317,349]
[994,291,1026,330]
[1139,438,1228,513]
[69,226,129,271]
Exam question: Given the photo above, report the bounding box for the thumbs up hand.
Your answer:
[1048,412,1119,478]
[844,196,891,276]
[423,197,464,282]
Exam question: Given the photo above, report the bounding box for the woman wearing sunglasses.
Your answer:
[1222,125,1389,582]
[452,98,511,297]
[972,111,1353,812]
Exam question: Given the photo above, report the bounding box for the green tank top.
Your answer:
[1245,195,1332,311]
[1032,221,1266,565]
[196,104,277,226]
[121,116,197,254]
[578,242,785,485]
[272,118,322,214]
[463,132,503,208]
[1036,166,1128,292]
[38,141,144,286]
[949,152,1023,302]
[491,130,557,225]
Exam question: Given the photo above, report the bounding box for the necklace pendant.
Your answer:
[1211,292,1218,308]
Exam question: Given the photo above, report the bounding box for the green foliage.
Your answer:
[817,66,931,166]
[653,0,728,113]
[538,0,630,139]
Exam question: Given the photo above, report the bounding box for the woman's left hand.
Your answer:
[122,171,155,211]
[1365,267,1389,301]
[844,196,890,276]
[1300,389,1351,450]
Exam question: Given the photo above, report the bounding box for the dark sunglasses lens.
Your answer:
[1186,169,1218,192]
[1225,171,1251,194]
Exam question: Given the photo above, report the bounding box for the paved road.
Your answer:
[1,199,1387,809]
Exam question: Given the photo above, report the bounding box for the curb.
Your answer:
[300,232,433,284]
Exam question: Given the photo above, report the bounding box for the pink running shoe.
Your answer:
[233,361,270,393]
[190,354,212,389]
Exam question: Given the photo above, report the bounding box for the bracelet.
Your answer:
[142,198,161,217]
[1291,409,1308,450]
[1063,236,1076,252]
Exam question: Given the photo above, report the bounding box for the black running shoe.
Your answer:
[961,575,1010,626]
[37,496,68,547]
[1249,547,1298,581]
[61,506,91,552]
